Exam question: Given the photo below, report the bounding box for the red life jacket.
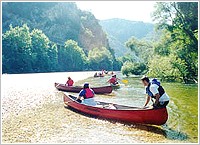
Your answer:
[84,88,94,99]
[67,79,74,86]
[109,77,117,84]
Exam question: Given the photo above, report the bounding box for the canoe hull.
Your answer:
[63,93,168,125]
[111,84,120,90]
[94,75,104,77]
[55,83,112,94]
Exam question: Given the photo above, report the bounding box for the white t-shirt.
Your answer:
[149,84,170,102]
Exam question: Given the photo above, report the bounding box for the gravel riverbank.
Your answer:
[2,72,95,143]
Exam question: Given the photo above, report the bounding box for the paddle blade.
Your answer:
[122,79,128,84]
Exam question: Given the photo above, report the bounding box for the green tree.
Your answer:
[47,43,58,71]
[118,53,139,64]
[153,30,171,56]
[2,24,59,73]
[123,37,152,76]
[147,55,181,82]
[2,24,32,73]
[125,37,153,63]
[113,58,123,71]
[88,47,113,70]
[58,40,87,71]
[121,61,147,76]
[152,2,198,50]
[31,29,51,72]
[152,2,198,83]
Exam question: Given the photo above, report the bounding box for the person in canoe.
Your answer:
[66,77,74,86]
[109,71,114,75]
[94,72,104,77]
[107,74,120,85]
[104,70,108,74]
[141,76,170,109]
[76,83,97,106]
[99,72,104,77]
[94,72,98,77]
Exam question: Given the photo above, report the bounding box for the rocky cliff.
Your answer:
[2,2,110,52]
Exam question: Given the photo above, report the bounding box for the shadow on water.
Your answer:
[126,123,188,141]
[64,106,188,141]
[118,121,188,141]
[161,124,188,141]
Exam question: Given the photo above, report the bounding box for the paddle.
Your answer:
[106,78,128,85]
[121,79,128,84]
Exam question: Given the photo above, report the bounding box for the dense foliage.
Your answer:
[124,2,198,83]
[119,52,146,76]
[58,40,87,71]
[2,24,119,73]
[2,2,198,83]
[125,37,154,63]
[121,61,147,76]
[120,37,153,76]
[88,47,113,70]
[31,28,58,72]
[3,24,57,73]
[2,2,110,51]
[2,2,121,73]
[151,2,198,83]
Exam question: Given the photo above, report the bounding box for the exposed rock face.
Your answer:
[78,11,110,52]
[2,2,110,52]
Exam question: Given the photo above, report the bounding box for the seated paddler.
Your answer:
[76,83,97,106]
[66,77,74,86]
[107,74,120,85]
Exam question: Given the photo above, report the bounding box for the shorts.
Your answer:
[153,101,169,109]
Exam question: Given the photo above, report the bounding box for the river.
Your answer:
[1,72,198,143]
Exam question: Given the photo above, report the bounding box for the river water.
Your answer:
[1,72,198,143]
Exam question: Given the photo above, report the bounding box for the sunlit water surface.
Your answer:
[1,72,198,143]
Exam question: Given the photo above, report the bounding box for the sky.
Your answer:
[76,1,157,23]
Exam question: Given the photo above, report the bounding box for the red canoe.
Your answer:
[55,83,112,94]
[63,93,168,125]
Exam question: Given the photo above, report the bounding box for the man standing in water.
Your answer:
[141,76,170,108]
